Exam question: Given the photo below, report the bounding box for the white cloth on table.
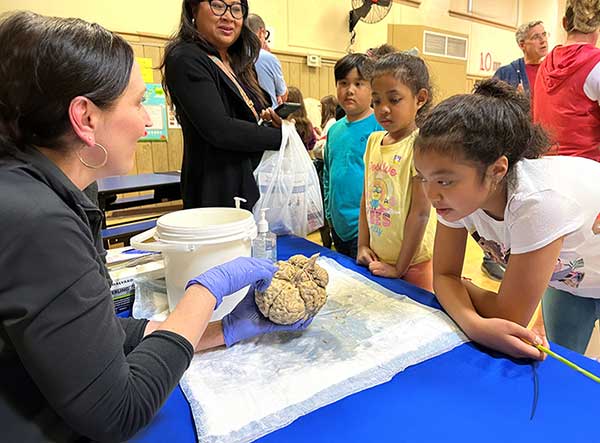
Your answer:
[133,257,467,443]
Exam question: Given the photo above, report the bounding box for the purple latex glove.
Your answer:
[222,287,314,346]
[186,257,277,309]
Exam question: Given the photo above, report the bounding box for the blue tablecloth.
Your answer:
[131,236,599,442]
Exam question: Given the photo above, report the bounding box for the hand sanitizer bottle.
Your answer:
[252,208,277,262]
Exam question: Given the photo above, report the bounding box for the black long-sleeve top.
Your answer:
[0,146,194,442]
[164,42,282,210]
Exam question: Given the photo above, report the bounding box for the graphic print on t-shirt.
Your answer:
[551,258,585,288]
[471,231,510,265]
[472,230,586,289]
[593,212,600,235]
[368,161,398,237]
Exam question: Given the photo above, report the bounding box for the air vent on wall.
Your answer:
[423,31,468,60]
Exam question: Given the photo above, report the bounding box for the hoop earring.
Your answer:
[78,143,108,169]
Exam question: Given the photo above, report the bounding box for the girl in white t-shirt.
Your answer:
[413,78,600,359]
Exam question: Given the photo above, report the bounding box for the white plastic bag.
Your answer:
[253,121,324,237]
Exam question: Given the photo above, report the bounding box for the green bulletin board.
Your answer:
[140,83,168,142]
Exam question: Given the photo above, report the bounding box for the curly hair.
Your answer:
[565,0,600,33]
[415,78,550,181]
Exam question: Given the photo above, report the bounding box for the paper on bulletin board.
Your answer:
[140,83,168,142]
[136,57,155,83]
[167,106,181,129]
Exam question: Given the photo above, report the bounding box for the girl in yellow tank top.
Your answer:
[357,52,436,291]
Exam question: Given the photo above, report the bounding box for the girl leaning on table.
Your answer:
[0,11,310,442]
[413,78,600,359]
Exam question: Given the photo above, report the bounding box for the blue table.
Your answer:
[131,236,599,442]
[98,172,180,246]
[97,172,181,213]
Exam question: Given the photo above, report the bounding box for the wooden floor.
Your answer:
[306,231,500,292]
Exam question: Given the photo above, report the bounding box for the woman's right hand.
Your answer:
[260,108,283,128]
[357,245,378,266]
[185,257,277,309]
[468,317,547,360]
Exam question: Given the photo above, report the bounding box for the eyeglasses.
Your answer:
[264,29,271,41]
[205,0,247,20]
[528,31,549,42]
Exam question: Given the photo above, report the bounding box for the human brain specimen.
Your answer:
[255,254,329,325]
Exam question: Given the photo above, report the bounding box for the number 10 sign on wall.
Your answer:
[140,83,168,142]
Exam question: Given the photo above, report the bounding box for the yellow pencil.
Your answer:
[534,343,600,384]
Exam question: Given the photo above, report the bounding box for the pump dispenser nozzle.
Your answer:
[234,196,247,209]
[252,207,277,262]
[258,208,269,233]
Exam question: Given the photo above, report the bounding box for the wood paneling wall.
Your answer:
[278,53,337,100]
[466,73,491,93]
[116,32,338,177]
[119,33,183,178]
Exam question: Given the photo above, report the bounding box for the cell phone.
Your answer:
[273,102,301,119]
[258,102,302,126]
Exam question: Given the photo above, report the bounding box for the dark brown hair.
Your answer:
[366,44,397,60]
[415,78,550,179]
[320,95,338,129]
[371,52,433,126]
[287,86,314,149]
[0,11,133,155]
[334,53,374,82]
[162,0,267,108]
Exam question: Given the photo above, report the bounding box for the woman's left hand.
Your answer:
[260,108,283,128]
[368,260,403,278]
[222,287,313,346]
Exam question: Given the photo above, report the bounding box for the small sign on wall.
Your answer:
[140,84,168,142]
[479,52,501,73]
[167,106,181,130]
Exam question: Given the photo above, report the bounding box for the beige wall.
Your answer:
[0,0,181,36]
[1,0,568,76]
[1,0,572,85]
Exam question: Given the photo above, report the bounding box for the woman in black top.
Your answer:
[163,0,283,210]
[0,12,309,442]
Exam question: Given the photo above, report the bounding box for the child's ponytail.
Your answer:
[416,78,550,179]
[472,79,549,163]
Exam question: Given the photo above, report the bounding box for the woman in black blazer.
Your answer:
[163,0,282,210]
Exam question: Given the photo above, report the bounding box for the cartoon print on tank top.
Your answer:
[368,170,397,237]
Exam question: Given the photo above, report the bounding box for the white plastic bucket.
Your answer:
[131,207,257,320]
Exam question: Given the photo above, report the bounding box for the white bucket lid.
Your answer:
[155,207,257,245]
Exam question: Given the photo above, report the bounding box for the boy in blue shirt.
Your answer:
[323,54,382,259]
